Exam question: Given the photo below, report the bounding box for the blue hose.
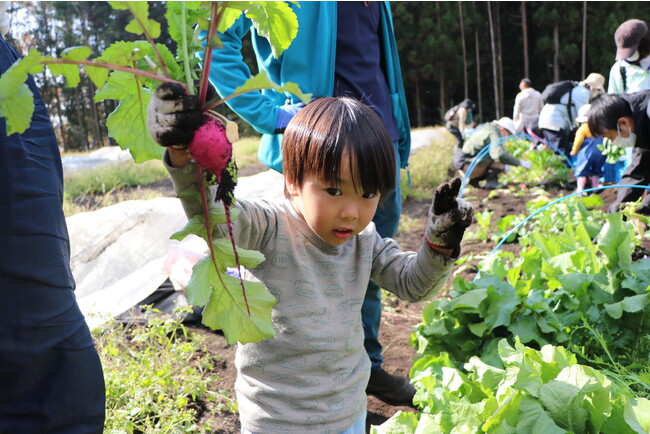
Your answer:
[471,184,650,281]
[459,132,574,199]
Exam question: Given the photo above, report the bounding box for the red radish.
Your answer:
[189,112,232,181]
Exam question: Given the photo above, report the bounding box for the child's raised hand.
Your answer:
[146,82,202,148]
[425,178,474,251]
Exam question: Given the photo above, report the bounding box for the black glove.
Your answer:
[146,82,202,148]
[425,177,474,249]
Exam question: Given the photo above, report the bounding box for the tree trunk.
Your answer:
[553,22,560,81]
[496,2,504,117]
[582,1,587,79]
[53,87,68,151]
[73,86,90,150]
[414,77,422,127]
[521,1,529,79]
[458,1,468,99]
[487,1,500,118]
[473,3,483,122]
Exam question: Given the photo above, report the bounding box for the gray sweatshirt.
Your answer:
[167,159,456,433]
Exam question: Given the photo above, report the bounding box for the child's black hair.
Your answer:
[588,94,633,136]
[282,97,396,200]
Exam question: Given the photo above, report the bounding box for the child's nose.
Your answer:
[340,199,359,220]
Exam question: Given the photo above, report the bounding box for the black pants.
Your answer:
[541,128,572,158]
[608,147,650,214]
[446,123,463,148]
[0,34,105,433]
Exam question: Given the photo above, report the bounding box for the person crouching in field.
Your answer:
[587,91,650,215]
[569,104,606,193]
[147,87,473,434]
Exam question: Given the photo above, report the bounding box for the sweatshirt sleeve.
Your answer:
[571,123,589,155]
[162,151,276,252]
[369,233,456,303]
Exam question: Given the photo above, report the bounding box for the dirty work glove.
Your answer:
[425,177,474,250]
[147,82,202,148]
[274,101,305,134]
[520,160,532,169]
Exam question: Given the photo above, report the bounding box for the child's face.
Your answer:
[286,152,380,246]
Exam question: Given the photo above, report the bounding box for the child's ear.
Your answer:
[285,181,300,197]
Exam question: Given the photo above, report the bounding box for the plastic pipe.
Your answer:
[472,184,650,281]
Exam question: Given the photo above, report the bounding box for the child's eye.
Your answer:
[326,188,342,196]
[362,192,377,199]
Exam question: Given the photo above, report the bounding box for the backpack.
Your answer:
[541,80,577,104]
[444,104,460,122]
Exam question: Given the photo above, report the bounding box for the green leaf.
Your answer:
[201,273,277,345]
[233,70,312,104]
[597,213,634,269]
[445,287,488,311]
[212,238,265,269]
[515,397,567,434]
[624,397,650,434]
[0,49,44,135]
[484,288,519,329]
[110,1,161,38]
[369,411,418,434]
[47,46,93,88]
[605,293,650,319]
[245,2,299,58]
[185,256,277,344]
[102,79,162,162]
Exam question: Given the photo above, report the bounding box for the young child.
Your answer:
[570,104,606,193]
[148,87,473,433]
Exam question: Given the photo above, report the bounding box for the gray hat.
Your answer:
[615,19,648,60]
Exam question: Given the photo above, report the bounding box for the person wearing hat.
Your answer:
[570,104,606,193]
[538,73,606,158]
[587,91,650,215]
[452,117,531,190]
[513,78,544,132]
[608,19,650,95]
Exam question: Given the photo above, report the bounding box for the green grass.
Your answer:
[62,136,262,216]
[232,135,261,168]
[94,307,235,433]
[400,127,456,200]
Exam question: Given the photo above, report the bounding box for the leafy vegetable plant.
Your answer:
[411,208,650,395]
[0,1,311,344]
[372,339,650,434]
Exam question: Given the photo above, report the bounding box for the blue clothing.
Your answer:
[209,1,410,173]
[334,2,398,141]
[0,35,105,432]
[573,137,606,178]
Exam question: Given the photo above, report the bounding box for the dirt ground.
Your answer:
[91,165,635,433]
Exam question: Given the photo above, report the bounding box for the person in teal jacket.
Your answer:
[206,1,414,405]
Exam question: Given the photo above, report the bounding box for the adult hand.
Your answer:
[147,82,202,148]
[274,101,305,134]
[426,178,474,249]
[520,160,532,169]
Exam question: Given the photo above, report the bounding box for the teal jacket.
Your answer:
[209,1,411,173]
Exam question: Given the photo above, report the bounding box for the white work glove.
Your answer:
[520,160,532,169]
[425,178,474,250]
[146,82,202,148]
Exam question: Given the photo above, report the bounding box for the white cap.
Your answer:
[576,104,591,123]
[0,2,10,37]
[494,117,516,134]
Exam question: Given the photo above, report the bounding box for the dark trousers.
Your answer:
[0,34,105,432]
[541,128,572,158]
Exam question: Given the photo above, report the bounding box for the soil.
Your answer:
[85,165,643,433]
